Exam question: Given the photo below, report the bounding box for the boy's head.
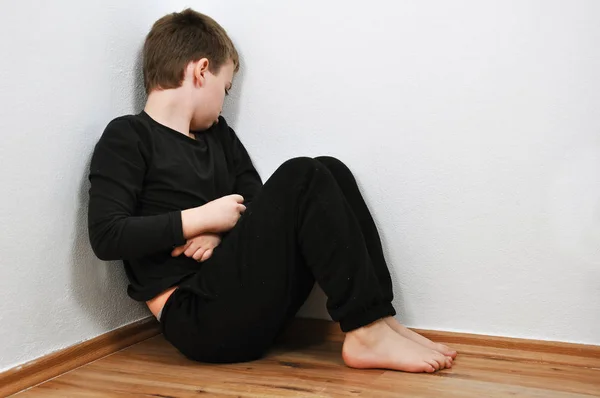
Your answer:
[143,9,239,129]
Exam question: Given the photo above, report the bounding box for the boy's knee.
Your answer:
[273,157,348,192]
[277,157,322,179]
[315,156,352,177]
[315,156,343,168]
[281,156,319,169]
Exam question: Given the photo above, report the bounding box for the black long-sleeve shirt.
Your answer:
[88,112,262,301]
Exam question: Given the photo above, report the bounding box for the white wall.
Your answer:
[0,1,177,372]
[178,0,600,345]
[1,0,598,374]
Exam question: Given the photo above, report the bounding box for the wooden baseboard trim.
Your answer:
[411,328,600,359]
[0,316,160,397]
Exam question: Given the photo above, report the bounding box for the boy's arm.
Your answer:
[88,119,193,261]
[227,124,262,204]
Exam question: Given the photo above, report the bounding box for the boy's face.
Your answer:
[191,59,235,131]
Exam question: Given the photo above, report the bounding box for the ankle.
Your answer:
[346,319,389,342]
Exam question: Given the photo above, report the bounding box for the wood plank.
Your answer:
[17,337,379,397]
[445,342,600,369]
[366,371,597,398]
[9,318,600,397]
[2,317,160,397]
[17,334,600,398]
[268,340,600,397]
[440,355,599,395]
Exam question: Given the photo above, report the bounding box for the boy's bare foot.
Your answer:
[342,320,451,372]
[384,317,457,359]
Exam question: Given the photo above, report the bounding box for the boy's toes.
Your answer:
[424,362,436,373]
[434,343,457,359]
[437,351,449,365]
[445,356,453,368]
[426,358,440,370]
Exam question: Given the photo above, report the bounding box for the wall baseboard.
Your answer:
[0,317,160,397]
[3,317,599,396]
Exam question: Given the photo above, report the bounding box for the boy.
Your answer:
[88,8,456,372]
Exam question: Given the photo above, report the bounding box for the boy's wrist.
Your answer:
[181,207,208,238]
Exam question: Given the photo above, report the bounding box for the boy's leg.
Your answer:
[314,156,393,302]
[161,157,449,371]
[314,157,456,359]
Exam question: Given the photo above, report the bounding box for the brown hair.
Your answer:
[143,8,239,94]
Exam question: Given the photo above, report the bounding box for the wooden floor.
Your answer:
[15,329,600,397]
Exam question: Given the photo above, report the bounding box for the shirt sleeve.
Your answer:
[227,125,263,204]
[87,118,186,261]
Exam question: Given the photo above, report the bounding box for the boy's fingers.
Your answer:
[238,204,246,213]
[171,240,191,257]
[200,249,213,262]
[231,194,244,203]
[184,242,199,257]
[192,248,206,261]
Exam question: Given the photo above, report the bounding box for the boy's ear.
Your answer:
[193,58,210,87]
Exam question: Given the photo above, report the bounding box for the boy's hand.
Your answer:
[171,233,222,262]
[181,194,245,238]
[199,194,246,232]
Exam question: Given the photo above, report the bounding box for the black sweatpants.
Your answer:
[161,157,396,363]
